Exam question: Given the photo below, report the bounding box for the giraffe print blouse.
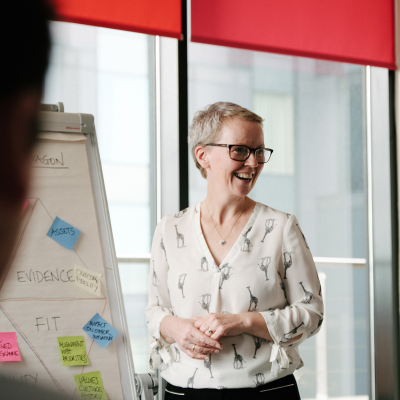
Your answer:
[146,202,324,389]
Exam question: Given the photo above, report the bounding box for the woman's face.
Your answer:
[205,118,265,198]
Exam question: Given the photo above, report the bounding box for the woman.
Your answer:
[146,102,323,399]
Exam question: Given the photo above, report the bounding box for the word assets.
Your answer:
[47,217,81,250]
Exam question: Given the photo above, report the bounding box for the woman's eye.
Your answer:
[233,147,248,154]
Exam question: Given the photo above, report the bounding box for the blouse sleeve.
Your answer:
[145,216,174,371]
[259,214,324,374]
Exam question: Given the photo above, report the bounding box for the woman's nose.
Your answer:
[245,151,259,167]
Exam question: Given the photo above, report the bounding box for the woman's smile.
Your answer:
[233,172,254,181]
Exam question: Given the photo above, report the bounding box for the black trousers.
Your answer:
[164,374,301,400]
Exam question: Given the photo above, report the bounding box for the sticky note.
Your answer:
[21,201,29,215]
[57,336,89,366]
[74,265,101,297]
[83,313,119,348]
[74,371,108,400]
[0,332,21,362]
[47,217,81,250]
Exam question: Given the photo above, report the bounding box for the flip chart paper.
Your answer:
[83,313,119,348]
[0,332,21,362]
[74,371,108,400]
[57,335,89,366]
[47,216,81,250]
[74,265,101,297]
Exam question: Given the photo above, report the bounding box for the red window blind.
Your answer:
[191,0,395,69]
[53,0,182,39]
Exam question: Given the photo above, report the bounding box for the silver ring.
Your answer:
[207,328,214,334]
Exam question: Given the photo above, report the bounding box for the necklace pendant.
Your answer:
[219,240,226,246]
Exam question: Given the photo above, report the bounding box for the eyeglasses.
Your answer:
[205,144,273,164]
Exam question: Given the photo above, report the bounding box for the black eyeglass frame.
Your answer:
[205,143,274,164]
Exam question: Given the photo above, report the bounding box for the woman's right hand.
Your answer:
[160,315,223,360]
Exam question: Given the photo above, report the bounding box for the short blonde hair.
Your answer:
[189,102,264,178]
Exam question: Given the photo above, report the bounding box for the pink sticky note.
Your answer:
[0,332,21,362]
[21,201,28,215]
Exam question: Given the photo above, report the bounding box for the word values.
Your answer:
[74,371,107,400]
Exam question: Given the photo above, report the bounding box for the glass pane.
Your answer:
[298,263,370,399]
[189,47,366,260]
[44,22,154,374]
[118,260,150,373]
[189,43,369,399]
[44,22,153,255]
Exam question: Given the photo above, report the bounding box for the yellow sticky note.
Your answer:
[74,265,101,297]
[57,336,89,366]
[74,371,108,400]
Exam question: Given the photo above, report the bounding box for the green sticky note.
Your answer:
[57,336,89,366]
[74,371,108,400]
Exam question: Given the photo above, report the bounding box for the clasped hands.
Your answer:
[161,313,245,361]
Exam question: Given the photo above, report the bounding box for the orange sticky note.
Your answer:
[0,332,21,362]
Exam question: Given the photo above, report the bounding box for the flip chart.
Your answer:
[57,335,89,366]
[83,313,119,348]
[47,216,81,250]
[74,370,108,400]
[0,332,21,362]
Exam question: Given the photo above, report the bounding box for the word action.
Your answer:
[74,371,108,400]
[0,332,21,362]
[47,217,81,250]
[74,265,101,297]
[83,313,118,348]
[57,336,89,366]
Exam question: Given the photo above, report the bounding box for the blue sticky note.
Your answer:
[83,313,119,348]
[47,217,81,250]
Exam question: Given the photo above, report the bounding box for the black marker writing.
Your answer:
[0,340,19,359]
[5,374,38,386]
[17,269,74,283]
[35,317,60,331]
[50,227,75,237]
[32,153,64,166]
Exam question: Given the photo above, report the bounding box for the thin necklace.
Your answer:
[204,198,246,246]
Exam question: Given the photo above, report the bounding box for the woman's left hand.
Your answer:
[194,312,274,342]
[193,313,246,340]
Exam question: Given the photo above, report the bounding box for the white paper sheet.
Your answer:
[0,133,124,399]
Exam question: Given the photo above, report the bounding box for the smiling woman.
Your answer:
[146,102,324,399]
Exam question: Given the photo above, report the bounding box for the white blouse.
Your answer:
[146,202,323,389]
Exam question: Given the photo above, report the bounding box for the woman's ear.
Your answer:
[195,145,209,170]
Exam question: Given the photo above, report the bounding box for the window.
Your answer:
[189,43,369,399]
[44,22,155,373]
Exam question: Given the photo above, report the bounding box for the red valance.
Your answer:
[191,0,395,69]
[54,0,182,39]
